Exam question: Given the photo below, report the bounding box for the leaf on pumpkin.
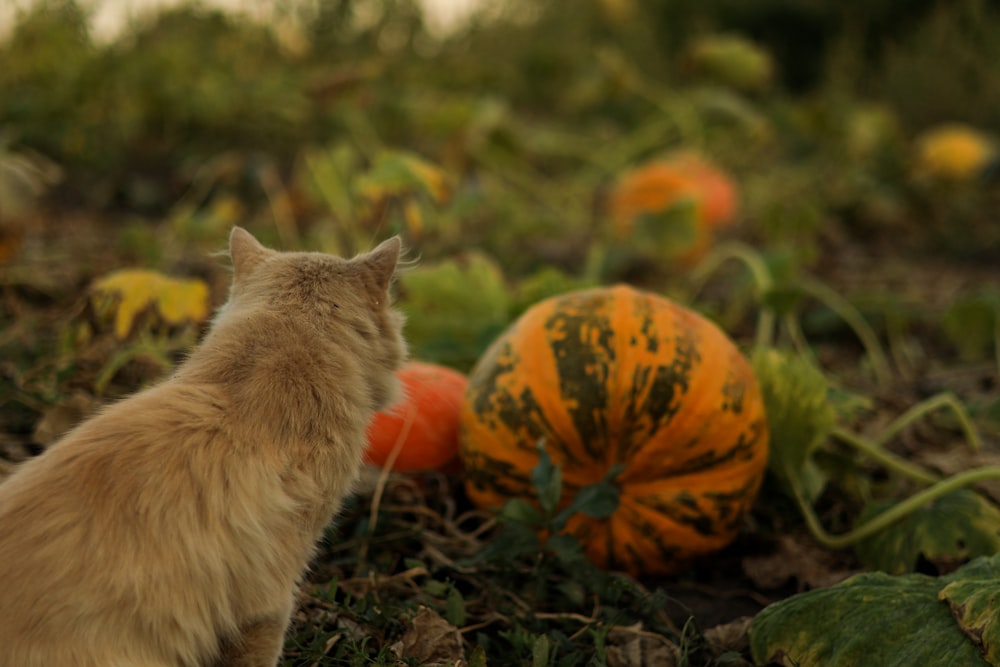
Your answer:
[749,559,996,667]
[855,489,1000,575]
[938,555,1000,664]
[90,269,211,340]
[751,348,836,503]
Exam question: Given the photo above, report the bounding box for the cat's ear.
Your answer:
[229,227,271,279]
[363,236,402,294]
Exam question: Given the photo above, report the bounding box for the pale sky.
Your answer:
[0,0,485,41]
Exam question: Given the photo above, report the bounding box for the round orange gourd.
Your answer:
[460,285,768,576]
[366,361,467,472]
[609,152,739,264]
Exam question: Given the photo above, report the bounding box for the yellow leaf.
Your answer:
[90,269,211,340]
[358,150,451,205]
[403,198,424,236]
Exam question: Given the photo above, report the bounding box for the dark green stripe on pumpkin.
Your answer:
[469,338,563,455]
[469,340,519,431]
[620,323,701,461]
[462,449,533,497]
[704,476,764,533]
[617,505,684,569]
[720,365,748,414]
[637,491,718,537]
[544,299,614,463]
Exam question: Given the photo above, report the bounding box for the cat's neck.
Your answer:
[177,310,374,447]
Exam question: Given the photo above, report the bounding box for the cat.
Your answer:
[0,227,407,667]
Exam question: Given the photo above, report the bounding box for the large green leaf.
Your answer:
[855,489,1000,574]
[749,554,1000,667]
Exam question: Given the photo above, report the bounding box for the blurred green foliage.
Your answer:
[1,0,999,370]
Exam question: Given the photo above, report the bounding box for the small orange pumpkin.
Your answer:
[609,151,739,263]
[365,361,468,472]
[460,285,768,576]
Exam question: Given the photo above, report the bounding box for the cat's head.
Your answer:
[222,227,407,411]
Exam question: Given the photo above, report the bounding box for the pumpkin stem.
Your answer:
[790,465,1000,549]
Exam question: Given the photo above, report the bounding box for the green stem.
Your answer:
[790,465,1000,549]
[689,241,776,348]
[783,311,818,366]
[755,309,776,350]
[830,427,939,485]
[993,304,1000,378]
[874,391,983,452]
[797,277,893,387]
[690,241,775,295]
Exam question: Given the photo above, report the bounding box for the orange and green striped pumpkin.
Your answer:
[459,284,769,576]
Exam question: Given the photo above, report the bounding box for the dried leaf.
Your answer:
[389,606,465,665]
[90,269,211,340]
[606,623,679,667]
[742,535,856,590]
[938,555,1000,664]
[703,616,753,656]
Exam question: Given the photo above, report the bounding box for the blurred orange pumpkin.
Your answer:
[913,123,997,183]
[608,150,739,263]
[365,361,468,472]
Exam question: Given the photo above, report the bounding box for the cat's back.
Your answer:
[0,380,255,663]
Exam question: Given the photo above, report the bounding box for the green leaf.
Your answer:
[760,284,805,316]
[531,442,562,516]
[751,348,836,503]
[445,586,466,628]
[513,267,595,318]
[855,489,1000,574]
[400,251,510,370]
[563,465,625,522]
[943,293,999,362]
[938,555,1000,664]
[423,579,450,597]
[499,498,545,526]
[749,568,990,666]
[476,520,541,564]
[632,198,701,260]
[532,634,552,667]
[547,533,587,567]
[468,645,488,667]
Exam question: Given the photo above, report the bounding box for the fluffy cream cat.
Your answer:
[0,227,406,667]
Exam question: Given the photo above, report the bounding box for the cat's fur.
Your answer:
[0,228,406,667]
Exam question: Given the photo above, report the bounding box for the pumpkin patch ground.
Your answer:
[2,3,1000,666]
